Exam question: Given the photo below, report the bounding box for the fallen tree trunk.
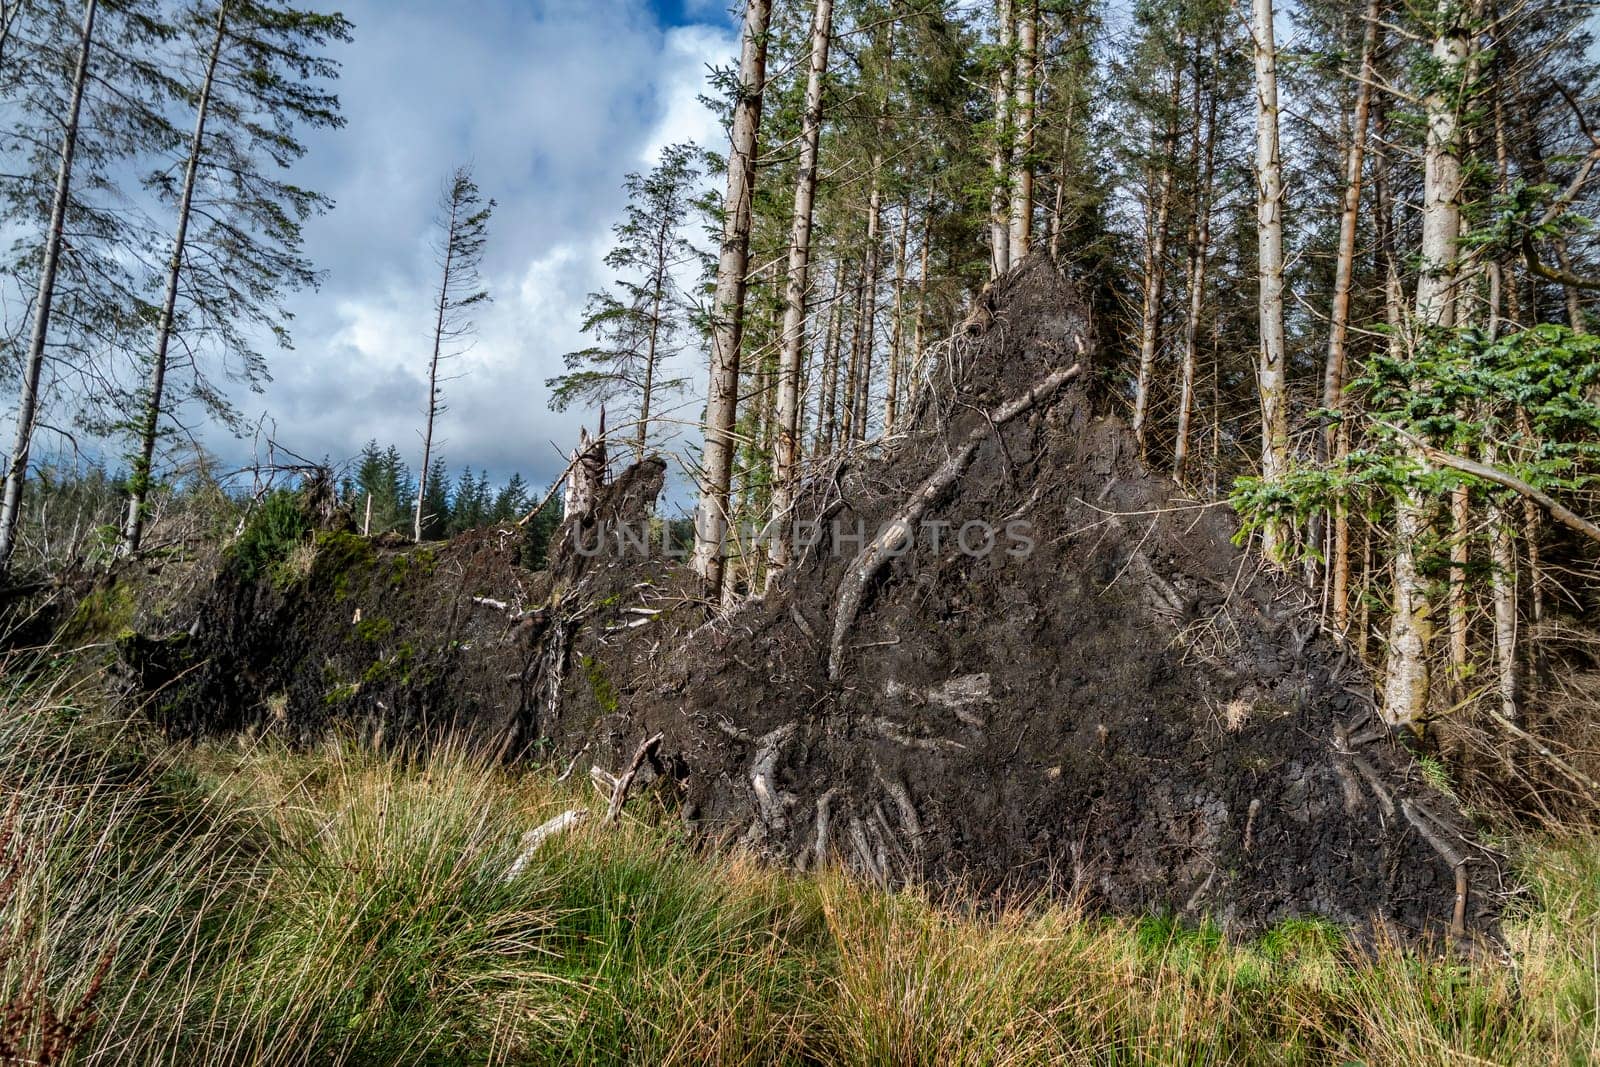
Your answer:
[828,363,1080,679]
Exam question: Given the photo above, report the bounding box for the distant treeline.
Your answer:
[12,440,565,573]
[344,440,555,541]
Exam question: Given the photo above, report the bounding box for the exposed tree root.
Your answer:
[828,363,1081,679]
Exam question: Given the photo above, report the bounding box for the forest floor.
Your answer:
[1,656,1597,1065]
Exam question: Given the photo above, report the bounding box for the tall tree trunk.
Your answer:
[989,0,1014,278]
[1485,88,1517,719]
[1384,0,1470,725]
[768,0,833,579]
[1130,66,1181,456]
[1323,0,1380,628]
[691,0,773,599]
[1448,480,1471,696]
[1007,0,1036,262]
[637,251,665,461]
[1414,9,1469,329]
[841,259,866,443]
[817,263,846,454]
[415,200,463,541]
[885,197,910,433]
[122,1,227,557]
[1373,102,1405,363]
[850,22,894,441]
[1048,77,1078,263]
[911,184,932,384]
[1252,0,1290,561]
[854,171,884,440]
[0,0,98,573]
[1173,47,1216,485]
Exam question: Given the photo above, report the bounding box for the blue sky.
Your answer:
[210,0,738,501]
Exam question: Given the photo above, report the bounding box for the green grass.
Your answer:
[2,665,1598,1064]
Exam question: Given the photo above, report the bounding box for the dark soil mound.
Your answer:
[119,257,1500,937]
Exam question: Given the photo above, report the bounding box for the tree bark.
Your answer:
[1323,0,1379,627]
[1373,101,1405,364]
[1382,490,1434,727]
[0,0,98,573]
[1048,85,1076,262]
[885,197,910,433]
[769,0,833,579]
[841,259,866,443]
[850,22,894,442]
[1173,46,1215,485]
[1415,6,1469,329]
[854,171,884,441]
[1130,66,1181,457]
[691,0,773,598]
[1007,0,1036,262]
[1483,437,1518,721]
[911,184,932,385]
[816,263,846,454]
[989,0,1013,278]
[122,1,227,557]
[1485,94,1517,720]
[1252,0,1290,560]
[1385,0,1471,725]
[1448,480,1470,696]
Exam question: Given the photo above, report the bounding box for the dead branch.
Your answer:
[1522,232,1600,291]
[504,808,589,880]
[605,732,664,823]
[828,363,1081,679]
[875,767,921,836]
[1486,708,1600,800]
[515,424,620,528]
[870,717,968,753]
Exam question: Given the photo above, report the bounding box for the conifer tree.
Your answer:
[692,0,773,599]
[414,166,493,542]
[119,0,350,556]
[547,143,700,461]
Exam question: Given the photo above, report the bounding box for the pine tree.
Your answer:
[418,455,450,540]
[0,0,145,572]
[492,473,528,523]
[767,0,834,579]
[414,166,493,542]
[119,0,350,556]
[692,0,774,599]
[547,143,699,459]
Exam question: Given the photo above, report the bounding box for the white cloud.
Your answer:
[201,0,737,500]
[641,25,735,165]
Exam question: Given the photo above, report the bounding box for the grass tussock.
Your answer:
[1,667,1598,1064]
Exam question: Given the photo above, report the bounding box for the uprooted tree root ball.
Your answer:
[117,259,1501,939]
